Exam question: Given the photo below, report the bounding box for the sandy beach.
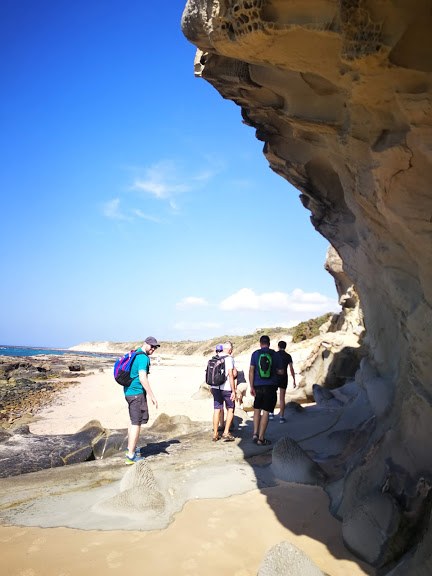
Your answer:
[1,354,375,576]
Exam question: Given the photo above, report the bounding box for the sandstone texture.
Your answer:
[182,1,432,573]
[258,541,325,576]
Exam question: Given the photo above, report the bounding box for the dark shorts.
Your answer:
[254,385,277,413]
[212,388,235,411]
[278,375,288,390]
[126,393,149,425]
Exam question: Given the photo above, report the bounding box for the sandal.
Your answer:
[253,434,259,444]
[257,438,271,446]
[212,435,220,442]
[222,433,235,442]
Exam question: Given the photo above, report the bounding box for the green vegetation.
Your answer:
[105,313,336,357]
[291,313,332,343]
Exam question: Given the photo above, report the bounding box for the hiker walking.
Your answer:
[208,341,236,442]
[249,335,283,446]
[270,340,296,423]
[124,336,160,464]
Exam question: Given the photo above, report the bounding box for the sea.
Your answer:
[0,346,116,359]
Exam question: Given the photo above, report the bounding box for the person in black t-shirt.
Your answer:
[271,340,296,423]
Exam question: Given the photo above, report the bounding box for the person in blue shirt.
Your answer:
[125,336,160,465]
[249,335,283,446]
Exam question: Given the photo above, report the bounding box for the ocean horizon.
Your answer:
[0,345,116,358]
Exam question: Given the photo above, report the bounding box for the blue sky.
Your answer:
[0,1,339,348]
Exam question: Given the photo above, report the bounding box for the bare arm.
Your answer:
[289,363,296,389]
[139,370,158,408]
[228,368,235,401]
[249,366,255,396]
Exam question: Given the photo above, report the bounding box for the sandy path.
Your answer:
[1,484,374,576]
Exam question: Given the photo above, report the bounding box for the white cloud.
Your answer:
[133,209,161,223]
[220,288,338,314]
[176,296,209,310]
[102,198,131,221]
[131,161,192,201]
[102,199,160,224]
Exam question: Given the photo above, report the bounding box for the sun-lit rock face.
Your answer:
[182,1,432,571]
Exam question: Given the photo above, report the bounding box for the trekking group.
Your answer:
[114,334,295,464]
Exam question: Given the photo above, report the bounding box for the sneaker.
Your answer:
[124,448,141,456]
[125,452,145,465]
[269,413,274,420]
[279,417,286,424]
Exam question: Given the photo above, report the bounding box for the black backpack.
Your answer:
[258,351,273,379]
[205,354,227,387]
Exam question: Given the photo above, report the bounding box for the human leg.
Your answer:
[279,387,286,419]
[212,388,224,440]
[218,407,225,431]
[257,386,277,444]
[213,409,222,438]
[125,394,148,460]
[221,391,235,440]
[127,424,141,457]
[253,408,261,435]
[258,411,270,440]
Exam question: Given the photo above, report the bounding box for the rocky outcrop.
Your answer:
[182,1,432,572]
[258,541,325,576]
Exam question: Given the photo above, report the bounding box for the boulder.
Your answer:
[257,541,325,576]
[271,437,326,486]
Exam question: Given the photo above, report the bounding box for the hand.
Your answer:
[293,381,296,389]
[150,394,158,409]
[230,391,235,402]
[250,386,256,397]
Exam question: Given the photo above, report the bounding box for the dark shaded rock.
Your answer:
[0,419,115,477]
[68,364,85,372]
[271,437,327,486]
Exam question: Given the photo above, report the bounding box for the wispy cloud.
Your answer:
[176,296,209,310]
[102,198,131,221]
[131,161,192,201]
[219,288,338,314]
[133,208,162,223]
[103,158,222,223]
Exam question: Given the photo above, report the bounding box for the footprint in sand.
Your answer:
[27,536,47,553]
[106,550,124,569]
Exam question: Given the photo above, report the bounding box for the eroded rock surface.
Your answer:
[182,1,432,572]
[258,541,325,576]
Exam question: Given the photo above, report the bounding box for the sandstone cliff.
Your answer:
[182,2,432,573]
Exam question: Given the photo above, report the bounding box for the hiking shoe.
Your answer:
[125,453,145,465]
[279,417,286,424]
[269,413,274,420]
[124,448,141,456]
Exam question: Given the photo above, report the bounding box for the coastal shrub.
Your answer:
[291,313,332,343]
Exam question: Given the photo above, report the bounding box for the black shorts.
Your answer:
[277,375,288,390]
[126,393,149,425]
[253,385,277,413]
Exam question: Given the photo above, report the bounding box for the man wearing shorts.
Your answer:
[125,336,160,465]
[211,341,236,442]
[249,335,283,446]
[272,340,296,423]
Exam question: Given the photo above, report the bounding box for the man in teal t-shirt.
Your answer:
[125,336,160,465]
